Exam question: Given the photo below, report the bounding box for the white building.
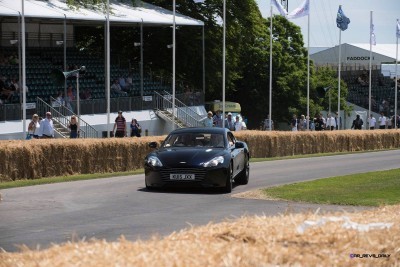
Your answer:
[310,43,398,74]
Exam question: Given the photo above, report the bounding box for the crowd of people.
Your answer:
[202,110,247,131]
[26,111,81,139]
[286,112,400,131]
[367,112,400,130]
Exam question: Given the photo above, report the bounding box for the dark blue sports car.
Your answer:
[144,127,250,193]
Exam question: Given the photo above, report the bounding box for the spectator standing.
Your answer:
[130,118,142,137]
[38,112,54,138]
[113,111,126,138]
[298,115,307,131]
[213,110,223,128]
[203,111,214,127]
[378,112,387,129]
[368,114,376,130]
[334,112,341,130]
[325,113,336,131]
[264,114,274,131]
[224,112,235,131]
[351,114,363,130]
[27,114,40,139]
[291,114,298,131]
[314,115,324,131]
[68,115,79,138]
[234,116,245,131]
[387,116,393,129]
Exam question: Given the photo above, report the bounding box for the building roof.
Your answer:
[348,43,398,60]
[0,0,204,26]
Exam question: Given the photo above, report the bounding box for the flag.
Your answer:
[271,0,287,17]
[336,5,350,31]
[397,19,400,38]
[370,16,376,45]
[287,0,309,19]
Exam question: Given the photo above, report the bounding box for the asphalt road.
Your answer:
[0,150,399,252]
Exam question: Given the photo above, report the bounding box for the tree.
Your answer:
[68,0,348,129]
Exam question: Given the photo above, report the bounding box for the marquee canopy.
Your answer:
[0,0,204,26]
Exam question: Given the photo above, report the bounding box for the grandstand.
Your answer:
[311,43,399,117]
[0,0,207,139]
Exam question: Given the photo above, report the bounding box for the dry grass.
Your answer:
[0,205,399,267]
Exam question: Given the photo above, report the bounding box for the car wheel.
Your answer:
[145,180,154,191]
[223,163,233,193]
[236,155,249,185]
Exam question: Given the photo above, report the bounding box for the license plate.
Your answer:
[170,174,195,180]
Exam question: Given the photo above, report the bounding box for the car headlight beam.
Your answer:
[147,156,163,167]
[203,156,224,167]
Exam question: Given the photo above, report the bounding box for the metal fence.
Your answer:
[0,93,204,122]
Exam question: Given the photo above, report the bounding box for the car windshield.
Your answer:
[162,133,225,148]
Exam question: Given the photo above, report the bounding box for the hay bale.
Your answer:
[1,131,399,182]
[0,205,398,266]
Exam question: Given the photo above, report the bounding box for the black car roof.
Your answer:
[169,127,229,135]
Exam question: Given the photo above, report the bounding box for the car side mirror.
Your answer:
[148,142,158,148]
[235,142,244,149]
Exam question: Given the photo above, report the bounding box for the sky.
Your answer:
[256,0,400,48]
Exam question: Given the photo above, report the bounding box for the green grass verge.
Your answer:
[262,168,400,206]
[0,170,143,190]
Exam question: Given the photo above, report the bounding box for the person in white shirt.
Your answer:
[325,113,336,131]
[378,112,387,129]
[224,113,235,131]
[234,116,244,131]
[38,112,54,138]
[368,114,376,130]
[203,111,214,127]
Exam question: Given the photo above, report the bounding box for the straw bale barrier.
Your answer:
[0,130,399,182]
[0,204,398,266]
[233,130,400,158]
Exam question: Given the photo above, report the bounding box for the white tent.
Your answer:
[0,0,204,26]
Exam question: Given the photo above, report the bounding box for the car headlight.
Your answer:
[203,156,224,167]
[146,156,163,167]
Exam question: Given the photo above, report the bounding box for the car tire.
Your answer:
[223,163,233,193]
[145,180,154,191]
[236,155,249,185]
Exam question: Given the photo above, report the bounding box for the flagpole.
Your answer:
[368,11,373,124]
[106,0,110,137]
[269,5,273,131]
[22,0,26,139]
[222,0,226,128]
[395,19,399,130]
[338,28,342,130]
[306,6,310,130]
[172,0,176,130]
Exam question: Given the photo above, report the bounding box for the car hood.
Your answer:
[154,147,226,167]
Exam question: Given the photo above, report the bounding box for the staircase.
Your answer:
[36,97,98,138]
[155,109,187,128]
[153,91,205,128]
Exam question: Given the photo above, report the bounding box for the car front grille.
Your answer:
[160,168,207,182]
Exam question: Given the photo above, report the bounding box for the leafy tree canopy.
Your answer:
[68,0,348,129]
